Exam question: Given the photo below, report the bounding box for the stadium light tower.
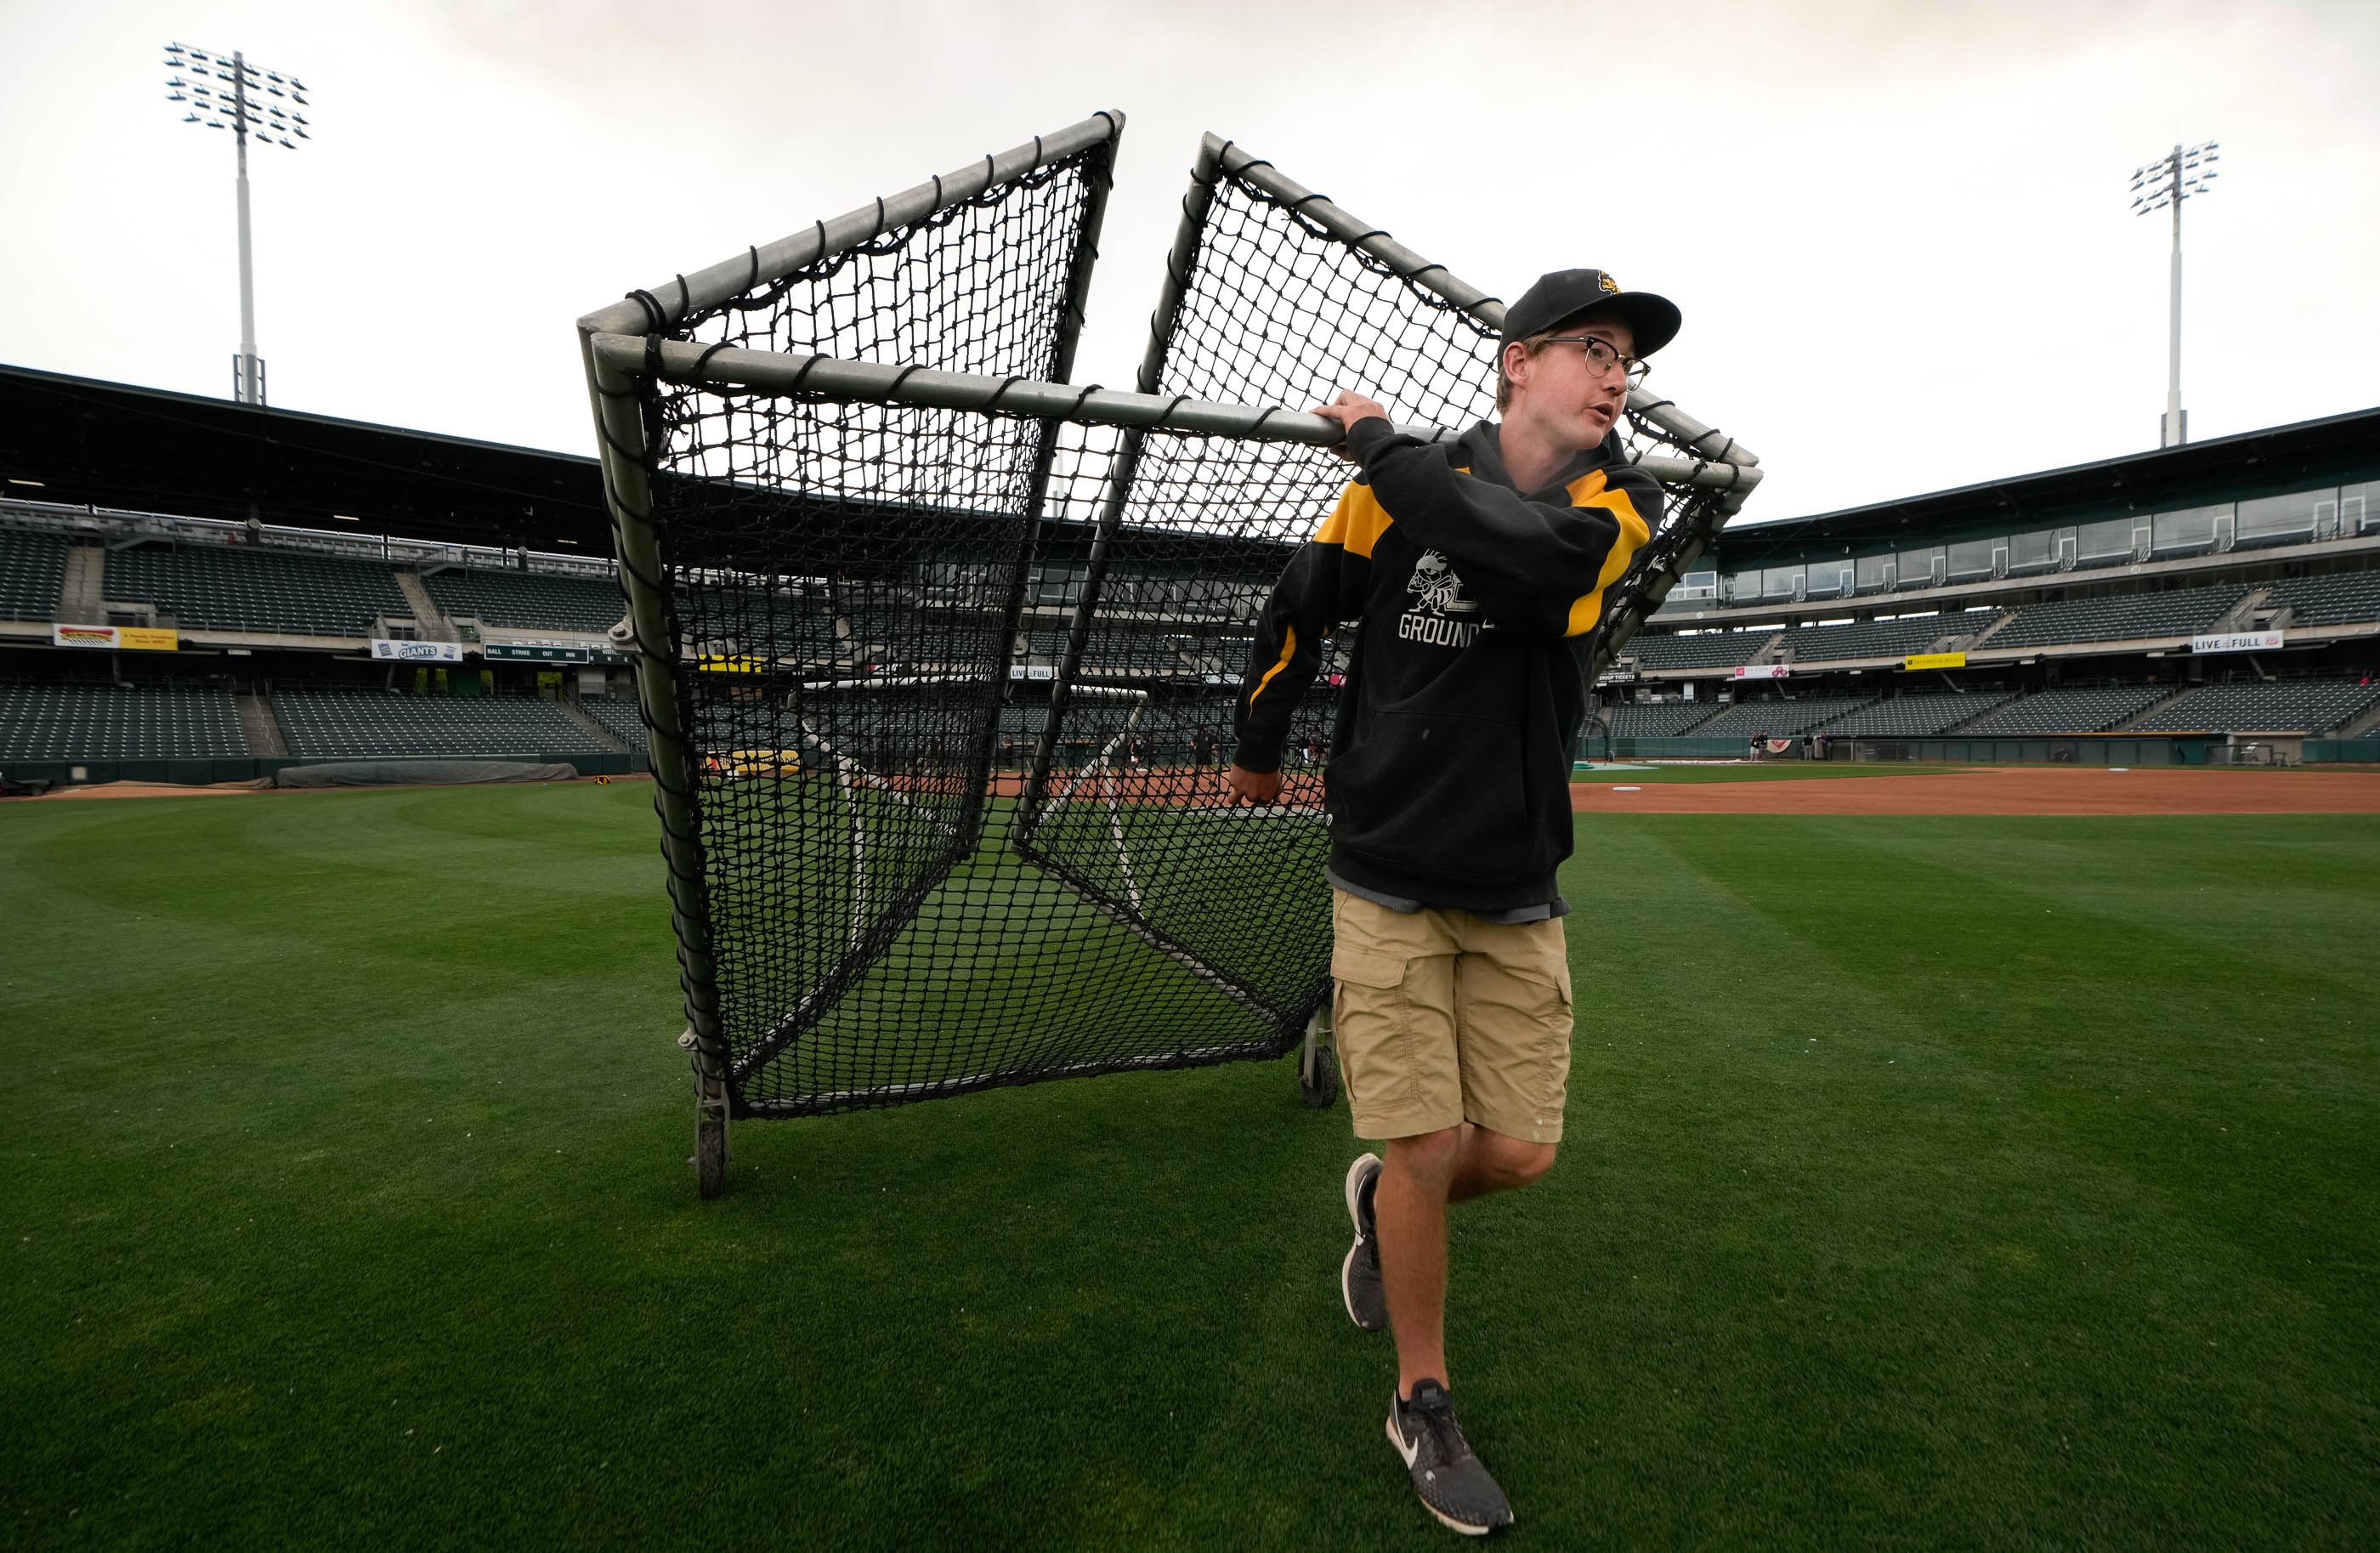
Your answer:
[163,42,310,406]
[2130,139,2218,448]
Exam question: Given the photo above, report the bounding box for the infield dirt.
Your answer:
[1570,765,2380,815]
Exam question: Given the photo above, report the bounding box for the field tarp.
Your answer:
[273,760,580,789]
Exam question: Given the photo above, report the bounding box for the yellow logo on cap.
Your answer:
[1599,274,1620,293]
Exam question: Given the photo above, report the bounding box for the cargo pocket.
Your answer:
[1503,957,1573,1136]
[1330,946,1409,994]
[1504,923,1572,1010]
[1501,958,1572,1036]
[1530,958,1573,1009]
[1330,944,1412,1046]
[1330,945,1418,1118]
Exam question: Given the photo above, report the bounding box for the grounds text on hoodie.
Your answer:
[1231,415,1657,912]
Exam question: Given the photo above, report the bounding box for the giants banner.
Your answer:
[369,639,467,662]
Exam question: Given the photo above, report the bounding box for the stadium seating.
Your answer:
[579,695,648,751]
[998,701,1052,747]
[1989,585,2245,649]
[1629,629,1777,669]
[1816,692,2015,737]
[1080,629,1213,677]
[1690,696,1877,740]
[106,544,410,637]
[1780,613,1998,663]
[2264,573,2380,628]
[420,568,621,633]
[1607,700,1717,737]
[0,530,67,620]
[0,682,248,760]
[2128,679,2380,734]
[274,689,609,757]
[1954,685,2169,734]
[681,598,844,660]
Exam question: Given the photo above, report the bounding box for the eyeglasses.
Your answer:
[1539,334,1650,386]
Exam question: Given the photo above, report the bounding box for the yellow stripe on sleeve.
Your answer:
[1312,484,1393,558]
[1561,472,1654,637]
[1250,624,1299,706]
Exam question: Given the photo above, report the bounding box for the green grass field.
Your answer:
[4,783,2376,1550]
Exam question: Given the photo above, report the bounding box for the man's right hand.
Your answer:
[1308,390,1391,465]
[1225,763,1282,806]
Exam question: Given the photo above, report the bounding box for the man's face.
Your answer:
[1504,313,1635,449]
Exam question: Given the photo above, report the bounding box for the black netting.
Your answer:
[1161,155,1738,668]
[625,137,1739,1119]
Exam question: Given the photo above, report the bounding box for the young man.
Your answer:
[1227,269,1677,1534]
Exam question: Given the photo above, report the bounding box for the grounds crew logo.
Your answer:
[1400,550,1486,648]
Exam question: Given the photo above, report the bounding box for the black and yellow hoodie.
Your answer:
[1232,416,1656,912]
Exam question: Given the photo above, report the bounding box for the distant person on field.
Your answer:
[1227,268,1666,1535]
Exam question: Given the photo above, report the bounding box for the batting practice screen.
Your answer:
[581,112,1757,1126]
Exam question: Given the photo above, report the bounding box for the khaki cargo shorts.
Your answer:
[1329,887,1575,1145]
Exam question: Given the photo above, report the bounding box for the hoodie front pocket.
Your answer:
[1329,711,1531,876]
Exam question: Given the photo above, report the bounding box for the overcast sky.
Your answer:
[3,0,2374,524]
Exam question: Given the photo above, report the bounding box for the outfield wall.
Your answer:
[1603,735,2228,765]
[0,751,649,789]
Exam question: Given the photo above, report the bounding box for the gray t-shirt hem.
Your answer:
[1327,868,1569,925]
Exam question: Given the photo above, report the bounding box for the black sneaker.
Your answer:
[1341,1153,1387,1332]
[1386,1380,1513,1535]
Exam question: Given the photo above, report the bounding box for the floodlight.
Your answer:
[163,43,312,405]
[2128,139,2219,448]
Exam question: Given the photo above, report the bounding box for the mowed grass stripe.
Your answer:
[2,789,2374,1549]
[1546,816,2376,1546]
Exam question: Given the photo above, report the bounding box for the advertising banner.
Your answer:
[52,624,178,650]
[1904,651,1967,671]
[369,639,467,662]
[1731,663,1790,680]
[2191,631,2284,655]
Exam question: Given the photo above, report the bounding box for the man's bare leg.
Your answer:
[1378,1124,1557,1395]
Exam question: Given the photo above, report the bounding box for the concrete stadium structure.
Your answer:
[4,364,2377,784]
[1604,405,2380,763]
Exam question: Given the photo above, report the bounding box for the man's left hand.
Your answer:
[1224,763,1282,807]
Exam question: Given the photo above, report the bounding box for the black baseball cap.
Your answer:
[1499,269,1681,357]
